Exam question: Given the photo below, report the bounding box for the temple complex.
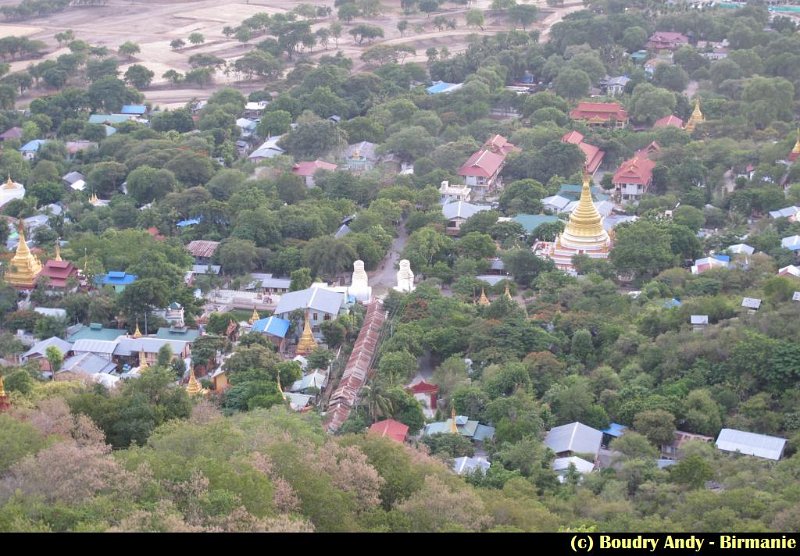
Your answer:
[5,223,42,289]
[533,173,611,272]
[685,99,704,134]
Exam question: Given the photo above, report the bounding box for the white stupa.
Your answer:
[394,259,415,293]
[0,176,25,210]
[349,259,372,303]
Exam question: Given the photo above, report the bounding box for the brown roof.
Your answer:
[186,240,220,259]
[569,102,628,123]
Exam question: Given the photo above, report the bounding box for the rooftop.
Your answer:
[544,422,603,457]
[715,428,786,461]
[368,419,409,443]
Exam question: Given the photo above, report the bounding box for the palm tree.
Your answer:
[361,384,394,422]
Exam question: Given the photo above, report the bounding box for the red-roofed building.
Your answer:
[569,102,628,129]
[368,419,409,443]
[458,145,510,200]
[483,134,520,156]
[635,141,661,159]
[647,32,689,51]
[38,259,79,290]
[653,115,684,129]
[408,380,439,413]
[146,227,165,241]
[612,156,657,202]
[292,159,338,187]
[561,131,605,175]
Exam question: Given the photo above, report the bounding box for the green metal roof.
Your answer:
[513,214,561,233]
[67,324,128,342]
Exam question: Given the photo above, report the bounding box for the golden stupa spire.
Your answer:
[792,128,800,155]
[89,190,100,205]
[249,306,260,325]
[54,239,62,262]
[138,349,148,370]
[4,175,17,190]
[685,98,704,133]
[504,283,513,301]
[563,173,605,238]
[478,288,490,306]
[133,320,142,338]
[296,311,317,355]
[186,365,204,396]
[450,405,458,434]
[0,374,6,398]
[5,222,43,289]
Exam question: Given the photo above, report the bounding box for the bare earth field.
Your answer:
[0,0,582,109]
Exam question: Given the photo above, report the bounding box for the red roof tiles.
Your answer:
[368,419,409,443]
[292,159,338,177]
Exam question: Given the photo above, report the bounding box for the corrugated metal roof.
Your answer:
[114,337,188,356]
[252,316,290,338]
[72,339,118,354]
[715,428,786,460]
[274,287,345,317]
[61,352,117,375]
[442,201,491,221]
[453,456,490,475]
[552,456,595,474]
[544,422,603,456]
[22,337,72,359]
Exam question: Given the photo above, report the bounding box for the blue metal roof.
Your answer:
[252,316,290,338]
[120,104,147,115]
[712,254,730,262]
[96,272,137,286]
[177,217,201,227]
[20,139,46,152]
[602,423,628,437]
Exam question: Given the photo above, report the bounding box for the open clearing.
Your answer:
[2,0,582,109]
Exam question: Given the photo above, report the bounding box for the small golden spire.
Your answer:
[558,171,609,248]
[133,320,142,338]
[138,349,148,370]
[685,98,704,133]
[450,405,458,434]
[296,311,317,355]
[0,374,6,398]
[4,175,17,190]
[792,128,800,155]
[504,283,512,301]
[478,288,490,306]
[5,221,42,289]
[249,306,260,325]
[54,239,62,262]
[186,365,203,396]
[89,191,100,205]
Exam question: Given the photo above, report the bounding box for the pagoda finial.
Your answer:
[0,374,8,412]
[133,320,142,338]
[478,288,490,306]
[54,239,62,262]
[138,349,148,370]
[249,306,259,325]
[186,365,204,396]
[277,372,285,400]
[685,98,704,133]
[0,374,6,398]
[4,175,16,190]
[504,283,513,301]
[450,405,458,434]
[792,128,800,154]
[296,310,317,355]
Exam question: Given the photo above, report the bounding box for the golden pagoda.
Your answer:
[138,349,149,370]
[534,172,611,272]
[0,374,5,397]
[789,128,800,162]
[186,366,205,396]
[296,311,317,355]
[89,191,99,205]
[54,239,62,262]
[5,222,43,289]
[450,405,458,434]
[685,98,704,133]
[477,288,490,306]
[560,173,610,248]
[133,321,142,339]
[504,283,513,301]
[249,307,260,325]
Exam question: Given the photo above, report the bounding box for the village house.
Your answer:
[248,136,285,161]
[653,114,684,129]
[442,201,491,236]
[251,316,291,352]
[439,180,471,204]
[186,240,220,265]
[457,135,519,199]
[368,419,409,443]
[423,414,495,442]
[21,337,72,366]
[598,75,630,97]
[544,422,603,461]
[291,159,338,187]
[0,126,22,142]
[661,430,713,460]
[612,154,656,203]
[569,102,628,129]
[646,31,689,51]
[453,456,491,476]
[273,286,348,339]
[94,271,137,293]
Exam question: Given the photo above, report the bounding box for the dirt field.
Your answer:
[2,0,583,109]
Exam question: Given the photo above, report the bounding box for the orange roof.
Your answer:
[562,131,605,174]
[561,130,584,145]
[458,149,506,179]
[570,102,628,123]
[292,159,338,177]
[368,419,409,443]
[612,156,656,186]
[483,134,519,156]
[653,115,684,129]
